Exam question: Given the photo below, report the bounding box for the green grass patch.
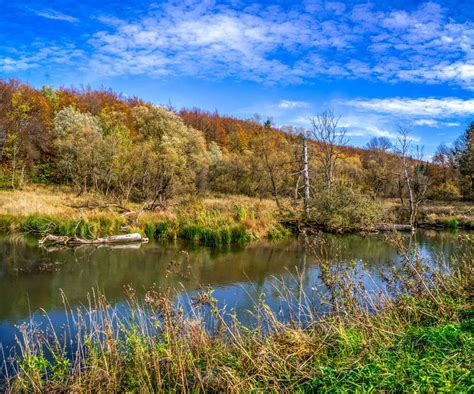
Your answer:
[21,215,58,234]
[267,223,292,240]
[312,320,473,392]
[0,214,17,232]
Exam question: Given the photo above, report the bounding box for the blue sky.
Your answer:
[1,0,473,155]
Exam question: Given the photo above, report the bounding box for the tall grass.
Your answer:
[147,220,254,246]
[0,212,264,245]
[2,235,472,392]
[16,215,124,239]
[0,187,285,245]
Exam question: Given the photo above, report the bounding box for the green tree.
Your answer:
[132,105,209,207]
[52,106,105,194]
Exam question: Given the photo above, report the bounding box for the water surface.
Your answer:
[0,230,466,353]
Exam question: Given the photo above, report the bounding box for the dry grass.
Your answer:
[383,198,474,228]
[0,186,283,243]
[0,186,85,216]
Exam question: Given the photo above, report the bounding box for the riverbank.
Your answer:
[0,187,473,245]
[2,235,472,392]
[0,186,288,246]
[383,198,474,230]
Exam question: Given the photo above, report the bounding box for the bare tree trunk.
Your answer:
[302,135,310,217]
[11,144,17,190]
[20,162,26,188]
[398,177,404,206]
[309,110,348,194]
[402,155,416,231]
[269,170,281,210]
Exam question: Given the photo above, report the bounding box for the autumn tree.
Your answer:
[362,137,394,196]
[251,121,293,209]
[0,80,52,188]
[428,143,460,199]
[52,106,106,194]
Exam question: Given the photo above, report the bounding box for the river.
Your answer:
[0,229,468,356]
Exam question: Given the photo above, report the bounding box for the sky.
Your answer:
[1,0,473,155]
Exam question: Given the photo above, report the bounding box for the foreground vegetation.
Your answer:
[1,235,472,392]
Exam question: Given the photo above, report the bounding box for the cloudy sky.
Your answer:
[1,0,473,154]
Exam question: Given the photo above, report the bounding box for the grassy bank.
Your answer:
[384,199,474,230]
[1,187,473,244]
[2,235,472,392]
[0,186,289,246]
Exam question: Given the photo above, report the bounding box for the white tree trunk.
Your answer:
[302,135,310,217]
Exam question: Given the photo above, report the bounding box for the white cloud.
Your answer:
[3,1,473,89]
[338,115,414,141]
[30,8,79,23]
[83,1,474,87]
[413,119,461,127]
[0,46,83,73]
[289,113,419,142]
[277,100,310,109]
[345,98,474,117]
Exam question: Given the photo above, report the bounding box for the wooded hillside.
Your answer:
[1,79,472,214]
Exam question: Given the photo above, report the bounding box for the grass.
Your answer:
[1,235,472,392]
[0,186,283,245]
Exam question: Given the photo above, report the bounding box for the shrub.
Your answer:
[154,220,178,240]
[143,222,156,239]
[234,204,252,222]
[230,225,254,244]
[310,185,382,232]
[428,182,462,200]
[448,218,459,229]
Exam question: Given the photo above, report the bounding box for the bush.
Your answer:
[0,214,16,232]
[428,182,462,201]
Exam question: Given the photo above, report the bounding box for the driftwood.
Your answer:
[39,233,149,246]
[363,223,414,232]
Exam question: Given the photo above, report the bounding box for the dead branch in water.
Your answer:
[39,233,148,246]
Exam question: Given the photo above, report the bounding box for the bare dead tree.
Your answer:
[396,128,430,230]
[309,110,348,191]
[302,134,310,217]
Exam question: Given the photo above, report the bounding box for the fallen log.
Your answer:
[363,223,414,232]
[39,233,149,246]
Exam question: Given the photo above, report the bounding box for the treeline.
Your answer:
[0,79,473,213]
